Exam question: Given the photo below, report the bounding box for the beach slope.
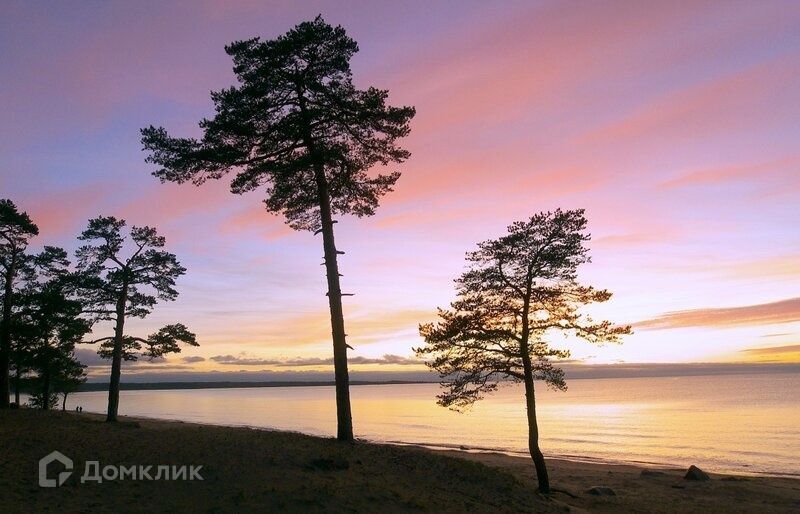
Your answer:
[0,409,797,512]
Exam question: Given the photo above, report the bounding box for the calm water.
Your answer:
[65,373,800,477]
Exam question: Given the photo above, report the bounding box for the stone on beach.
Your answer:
[586,486,616,496]
[684,465,711,481]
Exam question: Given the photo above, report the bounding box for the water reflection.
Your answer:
[65,373,800,476]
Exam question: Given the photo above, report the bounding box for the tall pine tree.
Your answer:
[142,16,414,440]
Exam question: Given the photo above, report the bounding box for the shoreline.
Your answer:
[71,408,799,480]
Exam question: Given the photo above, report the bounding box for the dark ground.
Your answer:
[0,409,561,513]
[1,409,798,513]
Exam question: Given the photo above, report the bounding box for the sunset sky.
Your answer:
[2,0,799,378]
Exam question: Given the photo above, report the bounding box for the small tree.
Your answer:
[141,16,414,441]
[76,216,194,422]
[416,209,630,494]
[27,391,59,410]
[28,353,87,411]
[16,247,92,410]
[0,199,39,408]
[26,355,86,412]
[55,356,87,411]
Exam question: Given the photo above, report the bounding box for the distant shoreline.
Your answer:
[79,362,800,391]
[75,380,434,392]
[75,362,800,391]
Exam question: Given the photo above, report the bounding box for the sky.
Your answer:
[2,0,799,379]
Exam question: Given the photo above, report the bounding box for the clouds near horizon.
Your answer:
[635,298,800,330]
[738,344,800,363]
[209,353,423,367]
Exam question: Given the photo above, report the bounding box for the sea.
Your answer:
[62,372,800,477]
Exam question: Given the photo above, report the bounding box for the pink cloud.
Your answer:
[21,183,114,241]
[378,1,720,136]
[635,297,800,330]
[583,52,800,146]
[218,204,294,241]
[117,181,232,226]
[659,155,800,190]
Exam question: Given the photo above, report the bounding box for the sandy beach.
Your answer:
[441,450,800,513]
[1,409,798,513]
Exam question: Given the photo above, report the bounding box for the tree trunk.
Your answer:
[522,359,550,494]
[295,88,353,442]
[0,261,15,409]
[42,369,51,411]
[106,284,128,422]
[13,364,21,406]
[518,274,550,493]
[314,168,354,442]
[62,392,68,411]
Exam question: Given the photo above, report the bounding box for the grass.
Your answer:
[0,409,562,513]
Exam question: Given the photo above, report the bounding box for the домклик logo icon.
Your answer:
[38,451,73,488]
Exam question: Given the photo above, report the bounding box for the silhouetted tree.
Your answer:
[8,255,38,406]
[26,359,86,412]
[9,351,28,405]
[16,247,91,410]
[94,323,197,362]
[54,356,87,410]
[76,216,193,422]
[27,390,58,410]
[416,209,631,494]
[0,199,39,408]
[141,16,414,441]
[27,353,86,411]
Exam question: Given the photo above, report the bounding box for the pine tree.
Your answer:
[75,217,195,421]
[0,199,39,408]
[16,247,91,410]
[416,209,631,493]
[141,16,414,440]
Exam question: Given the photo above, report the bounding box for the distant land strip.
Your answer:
[73,362,800,392]
[76,380,432,392]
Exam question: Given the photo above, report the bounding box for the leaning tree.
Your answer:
[0,199,39,408]
[141,16,415,441]
[416,209,630,494]
[76,216,196,421]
